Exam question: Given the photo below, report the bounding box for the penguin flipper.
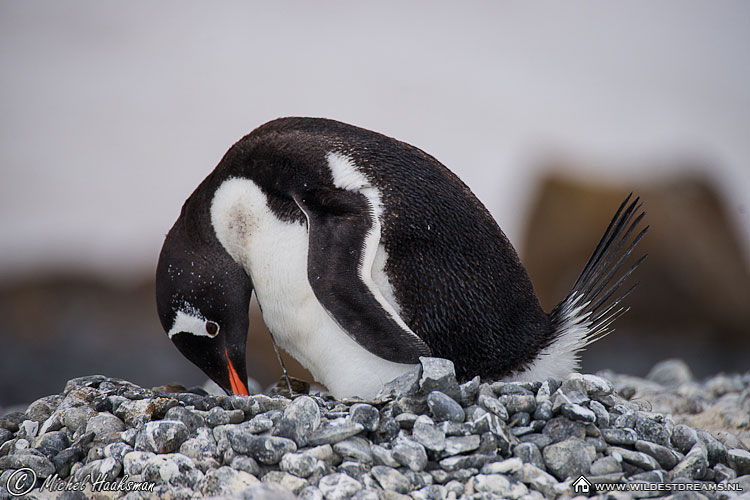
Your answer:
[293,188,431,364]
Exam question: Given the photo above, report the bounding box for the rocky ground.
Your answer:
[0,358,748,500]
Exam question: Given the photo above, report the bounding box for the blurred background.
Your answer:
[1,1,748,408]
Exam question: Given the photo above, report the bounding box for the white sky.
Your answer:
[1,1,748,281]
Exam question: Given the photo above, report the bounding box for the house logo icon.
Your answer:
[573,475,592,494]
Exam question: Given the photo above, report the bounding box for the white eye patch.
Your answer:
[167,307,219,339]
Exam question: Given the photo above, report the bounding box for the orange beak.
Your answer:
[225,347,249,395]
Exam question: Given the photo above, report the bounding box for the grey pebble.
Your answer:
[318,472,363,500]
[533,400,553,421]
[542,437,596,481]
[698,430,728,466]
[392,437,428,471]
[230,454,260,475]
[395,412,417,429]
[308,418,364,446]
[728,449,750,475]
[34,430,70,456]
[375,365,422,400]
[443,434,481,456]
[419,356,461,401]
[635,415,670,446]
[85,412,125,439]
[601,427,638,446]
[582,374,614,396]
[459,376,481,405]
[229,394,260,416]
[647,359,693,386]
[412,415,446,452]
[588,400,610,428]
[262,470,309,495]
[591,455,622,475]
[560,403,596,423]
[370,443,400,467]
[477,386,509,421]
[513,442,544,470]
[672,424,700,454]
[277,395,321,446]
[439,453,497,472]
[501,394,537,415]
[163,406,205,434]
[609,446,661,471]
[333,436,374,463]
[350,403,379,432]
[0,452,55,478]
[427,391,465,423]
[543,416,586,443]
[371,465,411,493]
[635,439,681,469]
[671,445,709,480]
[473,473,528,498]
[280,452,319,478]
[134,420,189,454]
[227,433,297,464]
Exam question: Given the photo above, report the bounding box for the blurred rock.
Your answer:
[0,274,313,408]
[522,172,750,377]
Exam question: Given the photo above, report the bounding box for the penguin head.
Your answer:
[156,197,253,396]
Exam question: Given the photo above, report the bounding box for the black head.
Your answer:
[156,196,253,395]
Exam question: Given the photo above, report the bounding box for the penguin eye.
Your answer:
[205,321,219,337]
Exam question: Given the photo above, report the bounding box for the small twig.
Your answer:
[269,332,293,395]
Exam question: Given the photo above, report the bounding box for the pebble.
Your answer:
[444,434,481,456]
[512,442,544,470]
[0,362,747,499]
[392,437,428,471]
[560,402,596,423]
[350,403,379,432]
[609,446,661,470]
[635,415,670,446]
[227,433,297,464]
[134,420,189,453]
[370,465,411,493]
[280,452,319,478]
[543,416,586,443]
[276,395,321,446]
[601,427,638,445]
[419,356,462,401]
[672,424,700,454]
[262,470,308,494]
[307,418,364,446]
[591,455,622,475]
[647,359,693,386]
[671,445,709,479]
[198,465,260,496]
[426,391,465,422]
[582,374,614,396]
[318,472,363,500]
[635,439,681,469]
[412,415,446,452]
[333,436,373,463]
[85,411,126,439]
[542,437,596,480]
[728,448,750,475]
[375,366,421,400]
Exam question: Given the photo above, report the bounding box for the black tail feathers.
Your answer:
[549,193,648,349]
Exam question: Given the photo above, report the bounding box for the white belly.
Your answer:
[210,178,416,399]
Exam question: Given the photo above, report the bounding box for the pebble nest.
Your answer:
[1,358,749,500]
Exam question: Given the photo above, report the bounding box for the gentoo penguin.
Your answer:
[156,117,646,399]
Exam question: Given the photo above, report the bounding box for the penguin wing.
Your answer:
[293,187,431,364]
